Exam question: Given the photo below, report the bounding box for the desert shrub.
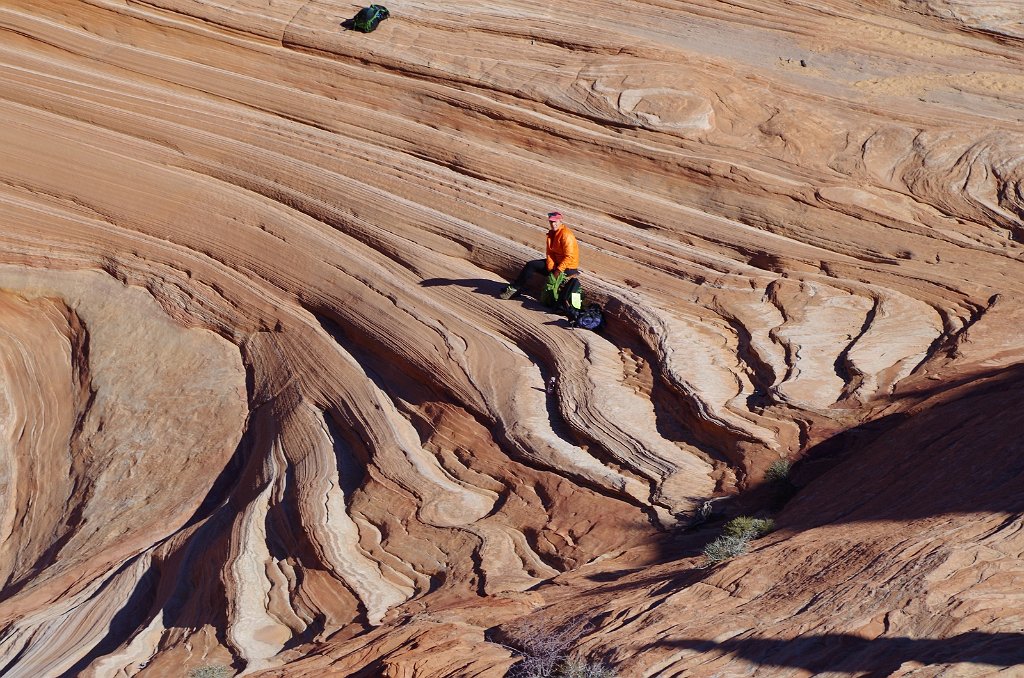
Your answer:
[558,657,617,677]
[722,516,775,540]
[189,665,232,678]
[704,515,776,566]
[702,533,750,566]
[505,622,577,677]
[500,616,615,678]
[511,646,565,677]
[764,459,791,484]
[765,459,798,508]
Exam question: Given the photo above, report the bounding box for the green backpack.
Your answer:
[352,5,389,32]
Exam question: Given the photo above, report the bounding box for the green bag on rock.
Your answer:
[351,4,389,32]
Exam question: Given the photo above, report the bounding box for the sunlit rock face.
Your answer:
[1,0,1022,675]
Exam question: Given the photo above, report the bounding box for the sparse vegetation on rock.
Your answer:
[702,533,751,565]
[499,616,615,678]
[558,657,617,678]
[722,516,775,540]
[765,459,798,508]
[764,460,791,484]
[703,516,776,566]
[188,665,232,678]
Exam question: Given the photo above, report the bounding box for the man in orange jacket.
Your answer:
[499,211,579,300]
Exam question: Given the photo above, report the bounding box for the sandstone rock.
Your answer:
[1,0,1022,675]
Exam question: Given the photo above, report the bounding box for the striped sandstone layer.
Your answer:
[0,0,1022,675]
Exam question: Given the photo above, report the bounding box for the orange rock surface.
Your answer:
[1,0,1022,675]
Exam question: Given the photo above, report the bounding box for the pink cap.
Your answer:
[547,212,563,221]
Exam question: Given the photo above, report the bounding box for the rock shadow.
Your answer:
[652,631,1024,675]
[777,362,1024,530]
[420,277,507,296]
[58,556,159,677]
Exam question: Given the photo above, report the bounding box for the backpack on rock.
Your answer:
[351,5,389,32]
[571,304,604,331]
[548,274,603,331]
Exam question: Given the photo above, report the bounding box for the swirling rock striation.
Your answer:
[0,0,1022,675]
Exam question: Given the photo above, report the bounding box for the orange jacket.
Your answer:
[546,224,579,273]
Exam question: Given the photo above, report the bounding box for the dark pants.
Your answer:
[511,259,578,288]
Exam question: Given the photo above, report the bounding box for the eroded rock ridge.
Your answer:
[1,0,1023,675]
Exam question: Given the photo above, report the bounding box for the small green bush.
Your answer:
[764,459,791,484]
[722,516,775,540]
[189,665,232,678]
[702,534,750,565]
[765,459,798,508]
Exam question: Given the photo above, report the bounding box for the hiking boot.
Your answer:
[498,285,519,300]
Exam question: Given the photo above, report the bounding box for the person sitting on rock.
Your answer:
[499,211,579,300]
